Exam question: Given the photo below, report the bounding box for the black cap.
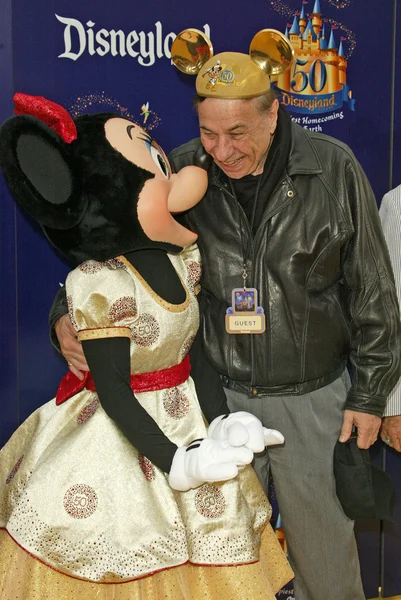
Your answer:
[333,437,395,521]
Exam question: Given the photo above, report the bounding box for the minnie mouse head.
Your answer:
[0,93,208,265]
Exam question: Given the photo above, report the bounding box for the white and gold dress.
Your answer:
[0,244,293,599]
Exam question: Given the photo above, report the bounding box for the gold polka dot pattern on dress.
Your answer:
[67,296,79,331]
[79,259,127,275]
[163,388,190,419]
[63,484,98,519]
[186,261,202,292]
[76,397,100,425]
[0,527,293,598]
[108,296,137,322]
[138,454,156,482]
[194,484,226,519]
[105,258,127,270]
[180,334,196,360]
[79,261,104,274]
[131,313,160,346]
[5,456,24,485]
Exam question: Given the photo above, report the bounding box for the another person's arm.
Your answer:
[378,187,401,452]
[49,285,68,351]
[49,286,89,379]
[338,156,401,448]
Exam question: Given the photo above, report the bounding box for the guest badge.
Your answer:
[225,288,265,334]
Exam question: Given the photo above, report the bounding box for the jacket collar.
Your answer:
[287,122,323,176]
[210,121,323,187]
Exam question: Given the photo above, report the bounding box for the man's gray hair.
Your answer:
[255,89,278,114]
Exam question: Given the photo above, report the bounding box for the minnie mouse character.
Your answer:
[0,94,292,599]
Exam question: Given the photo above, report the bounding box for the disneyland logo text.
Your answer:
[281,92,337,112]
[55,15,210,66]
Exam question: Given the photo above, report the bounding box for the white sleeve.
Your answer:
[379,186,401,416]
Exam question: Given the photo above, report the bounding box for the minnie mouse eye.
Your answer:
[149,144,170,179]
[140,130,171,179]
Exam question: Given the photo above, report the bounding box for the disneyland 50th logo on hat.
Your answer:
[271,0,356,116]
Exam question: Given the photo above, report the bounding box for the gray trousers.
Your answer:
[225,372,366,600]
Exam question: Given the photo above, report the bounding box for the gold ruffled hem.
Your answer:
[0,526,293,600]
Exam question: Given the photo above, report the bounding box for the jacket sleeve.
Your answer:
[48,284,68,352]
[379,188,401,417]
[341,156,401,417]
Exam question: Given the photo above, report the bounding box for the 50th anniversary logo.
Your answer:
[269,0,356,131]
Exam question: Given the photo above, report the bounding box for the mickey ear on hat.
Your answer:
[249,29,294,76]
[171,28,213,75]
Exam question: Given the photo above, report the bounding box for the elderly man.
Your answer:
[379,185,401,452]
[51,37,400,600]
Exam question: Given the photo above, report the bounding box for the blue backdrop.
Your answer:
[0,1,400,597]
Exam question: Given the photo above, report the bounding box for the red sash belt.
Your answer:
[56,354,191,405]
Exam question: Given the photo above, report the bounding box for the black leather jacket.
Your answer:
[169,123,401,417]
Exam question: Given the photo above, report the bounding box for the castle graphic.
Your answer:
[272,0,355,114]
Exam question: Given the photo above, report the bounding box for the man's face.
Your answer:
[197,97,278,179]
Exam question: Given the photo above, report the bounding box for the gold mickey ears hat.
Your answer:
[171,28,294,100]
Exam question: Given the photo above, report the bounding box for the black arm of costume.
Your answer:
[189,330,229,423]
[48,285,68,352]
[82,336,177,472]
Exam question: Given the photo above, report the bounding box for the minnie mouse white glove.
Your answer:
[208,412,285,453]
[168,438,253,492]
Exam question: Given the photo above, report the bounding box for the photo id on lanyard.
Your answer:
[225,288,266,334]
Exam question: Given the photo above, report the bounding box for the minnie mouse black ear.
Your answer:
[0,114,86,230]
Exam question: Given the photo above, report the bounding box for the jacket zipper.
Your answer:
[212,180,258,389]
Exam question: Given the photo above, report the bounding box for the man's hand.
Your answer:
[339,409,381,449]
[380,416,401,452]
[55,314,88,380]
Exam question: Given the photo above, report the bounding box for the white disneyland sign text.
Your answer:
[56,15,210,67]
